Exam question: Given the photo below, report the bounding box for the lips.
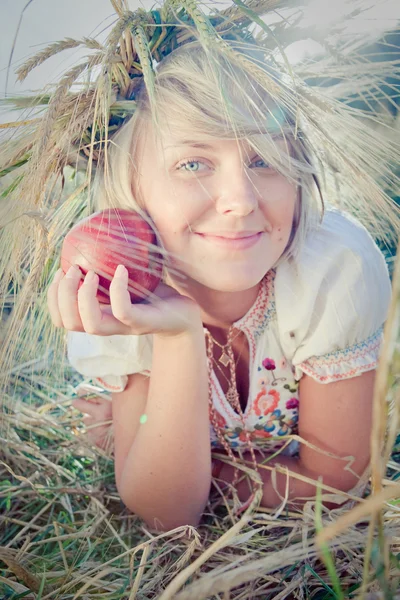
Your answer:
[196,231,262,239]
[195,231,263,250]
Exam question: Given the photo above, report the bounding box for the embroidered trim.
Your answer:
[297,327,383,383]
[234,270,276,342]
[299,361,379,383]
[93,376,126,392]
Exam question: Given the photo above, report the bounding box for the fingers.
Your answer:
[72,397,113,450]
[72,398,96,416]
[58,265,85,330]
[76,270,105,334]
[47,268,66,327]
[72,397,112,420]
[48,261,172,337]
[108,265,133,323]
[48,264,107,334]
[77,264,134,335]
[82,417,113,450]
[47,261,132,336]
[48,265,86,331]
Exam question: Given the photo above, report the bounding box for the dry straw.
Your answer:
[1,0,400,597]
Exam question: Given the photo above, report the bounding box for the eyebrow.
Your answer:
[164,141,217,150]
[164,135,285,150]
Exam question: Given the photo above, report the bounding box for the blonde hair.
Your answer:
[94,41,323,266]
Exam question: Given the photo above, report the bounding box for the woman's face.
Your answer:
[134,127,298,293]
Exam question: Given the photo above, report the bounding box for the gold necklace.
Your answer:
[204,327,243,412]
[205,327,241,368]
[205,327,260,502]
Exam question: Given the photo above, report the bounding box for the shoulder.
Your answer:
[274,208,391,381]
[298,206,386,265]
[275,206,390,296]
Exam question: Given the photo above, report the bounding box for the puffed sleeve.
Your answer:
[67,331,153,392]
[275,208,392,383]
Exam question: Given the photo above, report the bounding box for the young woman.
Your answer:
[46,42,392,531]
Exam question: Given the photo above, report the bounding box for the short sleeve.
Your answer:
[67,331,153,392]
[275,208,391,383]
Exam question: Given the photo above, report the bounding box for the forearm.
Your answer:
[118,326,211,529]
[216,451,365,509]
[256,455,352,509]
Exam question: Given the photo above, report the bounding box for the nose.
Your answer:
[214,167,259,216]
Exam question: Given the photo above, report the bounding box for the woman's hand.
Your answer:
[47,264,202,337]
[72,395,113,451]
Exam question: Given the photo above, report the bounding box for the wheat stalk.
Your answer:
[16,37,103,82]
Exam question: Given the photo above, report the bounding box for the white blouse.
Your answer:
[67,208,391,454]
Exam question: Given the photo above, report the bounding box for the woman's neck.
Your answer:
[165,271,261,331]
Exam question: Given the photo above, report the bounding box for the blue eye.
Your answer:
[178,159,205,173]
[250,158,270,169]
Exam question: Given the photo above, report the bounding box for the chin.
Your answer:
[193,268,269,293]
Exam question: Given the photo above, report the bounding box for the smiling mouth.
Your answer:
[195,232,263,249]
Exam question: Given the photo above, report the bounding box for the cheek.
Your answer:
[146,202,191,255]
[143,183,181,235]
[150,194,204,240]
[263,182,297,236]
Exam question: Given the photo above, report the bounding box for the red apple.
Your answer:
[60,209,163,303]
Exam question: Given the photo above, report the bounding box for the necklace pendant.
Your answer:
[219,351,231,367]
[226,386,238,408]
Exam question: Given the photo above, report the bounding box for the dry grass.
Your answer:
[0,359,399,598]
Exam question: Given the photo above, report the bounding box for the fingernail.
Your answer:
[54,268,64,283]
[84,270,96,284]
[66,264,80,278]
[115,264,127,278]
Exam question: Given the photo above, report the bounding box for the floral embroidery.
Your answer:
[262,357,276,370]
[264,408,282,432]
[260,355,287,386]
[253,388,280,416]
[211,373,300,449]
[210,406,300,449]
[283,381,299,393]
[264,409,299,436]
[278,415,299,436]
[252,428,272,439]
[286,397,299,410]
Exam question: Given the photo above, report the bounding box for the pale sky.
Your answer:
[1,0,152,97]
[1,0,398,100]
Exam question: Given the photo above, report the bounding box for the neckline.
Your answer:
[232,270,274,333]
[202,270,273,338]
[208,270,275,419]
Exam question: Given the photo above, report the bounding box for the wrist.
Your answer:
[153,326,205,349]
[153,313,204,341]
